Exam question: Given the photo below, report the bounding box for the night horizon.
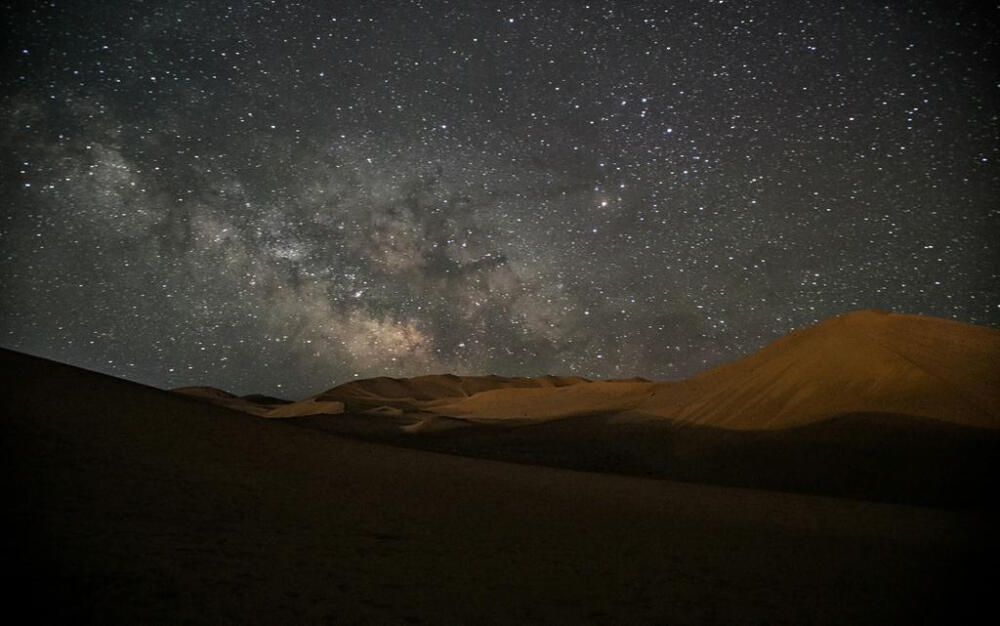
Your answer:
[2,0,997,399]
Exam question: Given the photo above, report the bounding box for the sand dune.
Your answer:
[240,393,292,405]
[3,348,995,624]
[173,386,344,417]
[433,311,1000,429]
[312,373,592,411]
[628,310,1000,429]
[173,385,237,401]
[172,386,276,416]
[175,374,597,418]
[292,409,996,508]
[258,397,346,418]
[163,310,1000,506]
[247,310,1000,506]
[174,311,999,433]
[279,310,999,431]
[431,380,656,421]
[225,373,596,419]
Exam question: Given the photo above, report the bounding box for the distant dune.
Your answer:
[175,374,595,418]
[173,386,276,416]
[173,386,345,417]
[187,310,999,432]
[429,380,655,421]
[313,373,593,410]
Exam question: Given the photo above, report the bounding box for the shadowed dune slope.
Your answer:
[172,386,274,416]
[292,410,998,508]
[240,393,291,405]
[312,373,592,412]
[173,386,344,417]
[173,385,237,401]
[1,348,996,624]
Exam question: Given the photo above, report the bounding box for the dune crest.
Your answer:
[428,310,999,430]
[431,380,656,421]
[173,386,344,418]
[173,386,275,416]
[176,311,1000,430]
[626,310,1000,429]
[309,373,592,413]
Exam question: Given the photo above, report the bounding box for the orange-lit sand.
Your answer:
[628,310,1000,429]
[432,311,1000,429]
[195,311,998,431]
[166,310,1000,508]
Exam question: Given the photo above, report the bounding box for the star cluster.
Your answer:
[1,1,997,397]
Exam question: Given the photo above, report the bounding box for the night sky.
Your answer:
[1,1,997,398]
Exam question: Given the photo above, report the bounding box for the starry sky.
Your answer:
[1,0,997,398]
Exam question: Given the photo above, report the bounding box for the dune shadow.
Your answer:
[285,411,1000,509]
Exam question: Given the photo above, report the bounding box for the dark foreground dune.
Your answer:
[2,349,996,624]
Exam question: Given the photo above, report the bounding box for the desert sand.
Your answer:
[408,310,1000,428]
[174,385,345,417]
[4,310,998,623]
[171,311,999,507]
[198,311,998,431]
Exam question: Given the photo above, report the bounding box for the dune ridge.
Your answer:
[313,374,593,408]
[625,310,1000,429]
[174,310,1000,431]
[377,310,1000,430]
[176,374,598,418]
[173,386,345,417]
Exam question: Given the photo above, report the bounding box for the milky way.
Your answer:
[1,1,997,397]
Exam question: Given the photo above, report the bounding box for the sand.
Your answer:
[174,386,346,417]
[628,309,1000,429]
[165,311,1000,507]
[195,311,999,430]
[431,311,999,429]
[2,348,996,624]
